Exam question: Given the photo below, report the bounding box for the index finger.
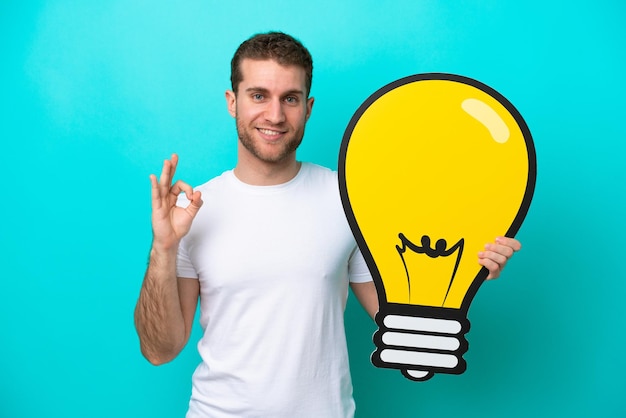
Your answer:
[495,236,522,252]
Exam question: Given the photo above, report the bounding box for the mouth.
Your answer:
[257,127,287,139]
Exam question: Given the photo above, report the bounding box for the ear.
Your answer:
[305,96,315,121]
[225,90,237,118]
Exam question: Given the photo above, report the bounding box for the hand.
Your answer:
[478,236,521,280]
[150,154,203,251]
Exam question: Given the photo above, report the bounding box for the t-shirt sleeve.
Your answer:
[176,239,199,279]
[348,247,373,283]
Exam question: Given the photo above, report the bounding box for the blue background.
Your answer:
[2,1,625,417]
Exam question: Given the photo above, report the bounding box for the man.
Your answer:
[134,32,521,417]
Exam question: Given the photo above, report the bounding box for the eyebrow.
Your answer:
[245,87,306,97]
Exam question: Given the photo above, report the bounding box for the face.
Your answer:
[226,59,314,165]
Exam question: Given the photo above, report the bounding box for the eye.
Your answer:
[252,93,264,101]
[284,96,299,104]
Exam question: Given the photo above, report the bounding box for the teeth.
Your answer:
[259,128,282,136]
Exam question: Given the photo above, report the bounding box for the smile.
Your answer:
[258,128,286,138]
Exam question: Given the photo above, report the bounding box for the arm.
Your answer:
[134,154,203,365]
[350,281,379,320]
[134,257,199,365]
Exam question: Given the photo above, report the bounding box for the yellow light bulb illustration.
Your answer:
[339,73,536,381]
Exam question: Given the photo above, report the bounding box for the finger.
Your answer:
[149,174,162,210]
[158,154,181,195]
[185,191,204,218]
[169,153,179,181]
[478,244,507,279]
[495,236,522,252]
[170,180,194,200]
[478,257,501,280]
[479,249,508,266]
[484,243,514,260]
[158,159,173,196]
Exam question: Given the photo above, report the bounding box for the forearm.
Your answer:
[351,281,379,320]
[134,244,187,365]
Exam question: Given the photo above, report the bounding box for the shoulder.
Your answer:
[195,170,233,191]
[297,163,342,204]
[301,162,337,183]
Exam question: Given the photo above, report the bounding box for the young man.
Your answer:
[134,32,521,417]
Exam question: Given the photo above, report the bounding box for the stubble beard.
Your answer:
[236,118,305,164]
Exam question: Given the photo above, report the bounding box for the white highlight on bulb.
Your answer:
[461,98,510,144]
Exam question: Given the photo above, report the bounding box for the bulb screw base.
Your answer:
[372,304,470,381]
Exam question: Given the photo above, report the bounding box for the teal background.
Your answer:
[2,1,625,417]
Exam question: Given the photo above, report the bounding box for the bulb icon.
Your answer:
[339,73,536,381]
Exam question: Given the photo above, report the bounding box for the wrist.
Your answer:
[150,239,179,257]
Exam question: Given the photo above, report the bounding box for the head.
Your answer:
[230,32,313,97]
[226,32,315,171]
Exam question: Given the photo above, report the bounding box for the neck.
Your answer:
[234,155,302,186]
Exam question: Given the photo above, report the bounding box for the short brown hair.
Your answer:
[230,32,313,96]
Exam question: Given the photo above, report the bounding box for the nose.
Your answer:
[265,98,286,124]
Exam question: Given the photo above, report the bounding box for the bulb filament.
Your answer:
[396,234,464,305]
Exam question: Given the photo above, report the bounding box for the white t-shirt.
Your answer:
[177,163,372,418]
